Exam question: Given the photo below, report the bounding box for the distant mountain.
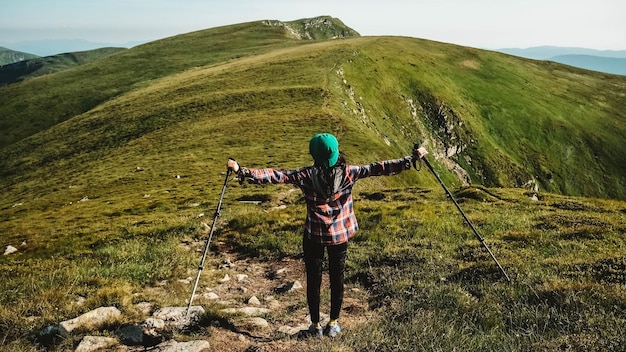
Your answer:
[496,46,626,60]
[0,39,145,57]
[548,55,626,76]
[495,46,626,76]
[0,46,39,65]
[0,47,127,86]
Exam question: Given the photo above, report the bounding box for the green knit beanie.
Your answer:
[309,133,339,167]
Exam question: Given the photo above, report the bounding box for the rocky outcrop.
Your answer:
[262,16,360,41]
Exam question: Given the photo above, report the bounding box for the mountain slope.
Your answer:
[0,16,359,149]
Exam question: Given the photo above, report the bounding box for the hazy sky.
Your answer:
[1,0,624,50]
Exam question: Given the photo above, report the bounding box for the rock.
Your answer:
[267,300,281,310]
[220,307,270,316]
[277,323,310,336]
[73,296,86,306]
[118,324,144,345]
[150,339,210,352]
[151,306,204,330]
[177,277,192,284]
[221,258,235,268]
[134,301,154,315]
[236,274,248,282]
[247,296,261,306]
[218,274,230,283]
[243,317,270,329]
[275,280,303,294]
[142,317,166,338]
[75,335,118,352]
[202,292,220,300]
[4,245,18,255]
[58,306,122,336]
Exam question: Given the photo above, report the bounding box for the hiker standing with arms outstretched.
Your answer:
[227,133,427,338]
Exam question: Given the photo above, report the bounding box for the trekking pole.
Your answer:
[415,145,510,282]
[186,166,233,316]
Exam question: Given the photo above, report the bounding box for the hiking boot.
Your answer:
[308,324,323,338]
[326,322,341,338]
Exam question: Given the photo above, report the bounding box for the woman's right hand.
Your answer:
[227,158,240,173]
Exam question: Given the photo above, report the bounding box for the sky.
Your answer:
[1,0,625,51]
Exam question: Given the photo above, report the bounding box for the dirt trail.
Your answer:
[194,242,372,351]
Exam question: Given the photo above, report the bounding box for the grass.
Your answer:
[227,186,626,351]
[1,17,626,351]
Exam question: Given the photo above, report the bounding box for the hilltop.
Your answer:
[1,16,626,351]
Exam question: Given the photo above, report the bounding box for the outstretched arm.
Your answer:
[350,146,428,179]
[227,159,305,185]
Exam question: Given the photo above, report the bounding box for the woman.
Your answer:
[227,133,427,337]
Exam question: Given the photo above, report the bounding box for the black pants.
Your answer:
[303,236,348,324]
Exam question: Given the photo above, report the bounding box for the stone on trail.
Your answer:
[274,280,303,293]
[58,306,122,336]
[220,307,270,316]
[74,335,118,352]
[244,317,270,329]
[202,291,220,300]
[150,339,210,352]
[117,324,144,345]
[151,306,205,330]
[247,295,261,306]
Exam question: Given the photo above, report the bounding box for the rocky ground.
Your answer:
[40,239,372,352]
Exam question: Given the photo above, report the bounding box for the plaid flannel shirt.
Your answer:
[244,156,413,245]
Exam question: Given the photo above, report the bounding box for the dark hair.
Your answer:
[334,151,347,167]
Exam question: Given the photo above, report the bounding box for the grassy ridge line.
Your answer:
[0,20,328,149]
[2,22,625,199]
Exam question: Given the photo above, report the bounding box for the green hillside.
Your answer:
[1,17,625,351]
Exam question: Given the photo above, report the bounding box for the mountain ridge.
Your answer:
[1,17,624,204]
